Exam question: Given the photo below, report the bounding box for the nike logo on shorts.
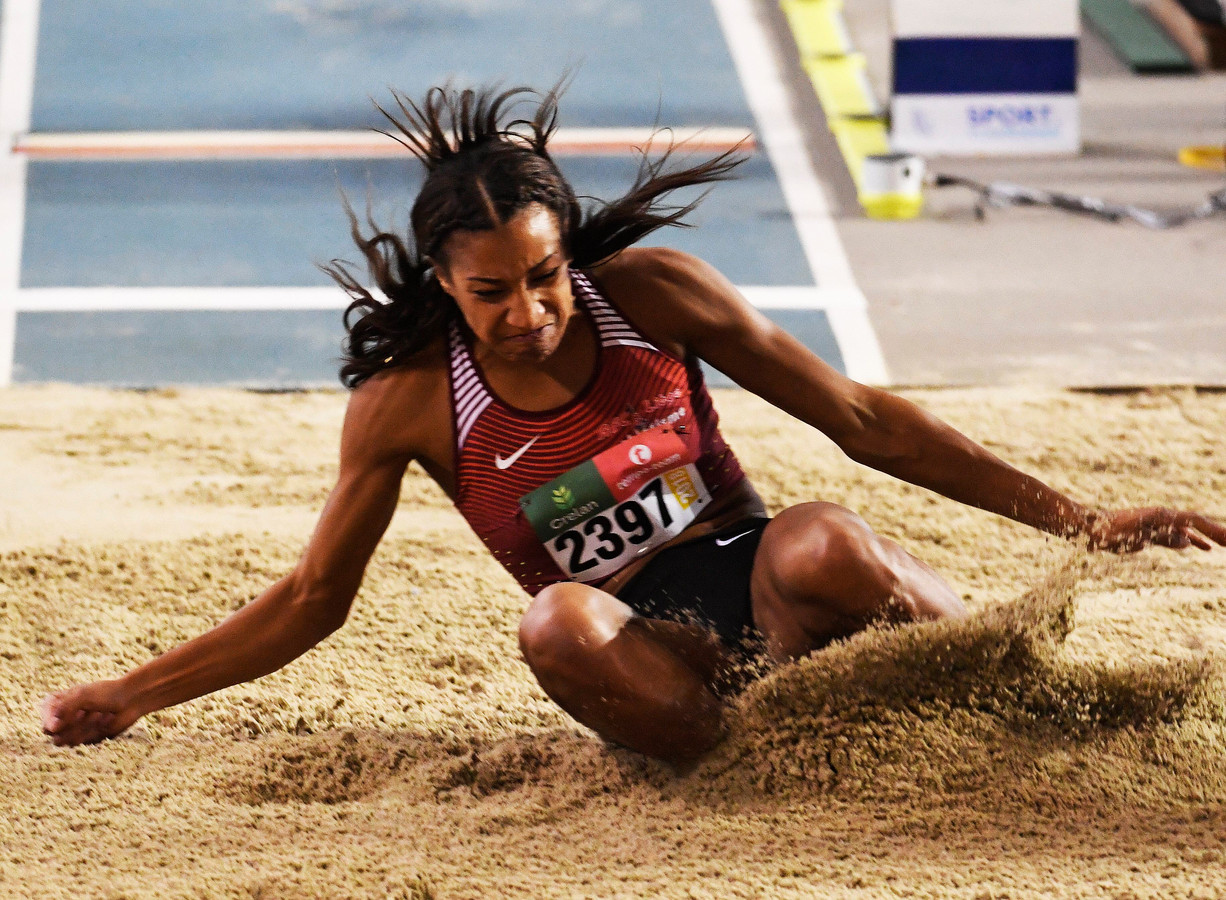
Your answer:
[715,529,755,547]
[494,435,541,470]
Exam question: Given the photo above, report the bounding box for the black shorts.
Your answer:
[615,517,771,652]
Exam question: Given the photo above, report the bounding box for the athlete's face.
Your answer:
[435,204,574,365]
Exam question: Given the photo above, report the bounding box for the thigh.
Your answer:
[518,581,732,760]
[520,580,738,693]
[749,502,965,659]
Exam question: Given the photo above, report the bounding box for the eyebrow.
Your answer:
[465,253,557,284]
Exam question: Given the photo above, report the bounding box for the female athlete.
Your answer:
[41,85,1226,763]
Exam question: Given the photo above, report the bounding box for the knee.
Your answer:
[763,504,902,619]
[518,583,630,682]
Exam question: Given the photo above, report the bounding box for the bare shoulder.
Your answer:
[340,337,452,472]
[589,247,750,354]
[593,246,733,302]
[590,249,859,424]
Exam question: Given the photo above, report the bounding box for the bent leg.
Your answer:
[751,502,967,660]
[519,582,732,763]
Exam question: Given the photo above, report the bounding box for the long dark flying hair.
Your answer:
[324,83,747,389]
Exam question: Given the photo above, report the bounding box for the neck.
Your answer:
[476,308,597,411]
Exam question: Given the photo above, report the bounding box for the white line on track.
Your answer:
[14,287,348,312]
[13,285,854,313]
[0,0,41,387]
[709,0,889,385]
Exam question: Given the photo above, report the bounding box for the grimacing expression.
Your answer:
[434,204,574,364]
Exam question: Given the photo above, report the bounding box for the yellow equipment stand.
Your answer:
[780,0,924,219]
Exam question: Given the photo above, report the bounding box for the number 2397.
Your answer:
[553,477,678,575]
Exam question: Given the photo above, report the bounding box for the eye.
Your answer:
[531,267,561,284]
[473,288,505,300]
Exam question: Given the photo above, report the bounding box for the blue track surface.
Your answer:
[33,0,752,130]
[23,155,811,288]
[12,0,840,386]
[14,307,842,388]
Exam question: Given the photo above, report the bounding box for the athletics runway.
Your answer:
[0,0,877,388]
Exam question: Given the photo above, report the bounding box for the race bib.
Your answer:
[518,426,711,582]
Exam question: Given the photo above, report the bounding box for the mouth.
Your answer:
[503,322,557,348]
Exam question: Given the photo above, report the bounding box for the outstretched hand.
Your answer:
[1087,507,1226,553]
[40,679,142,747]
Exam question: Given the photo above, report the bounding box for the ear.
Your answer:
[428,257,455,297]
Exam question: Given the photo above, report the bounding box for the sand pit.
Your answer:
[3,384,1225,898]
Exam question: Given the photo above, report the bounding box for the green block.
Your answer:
[1081,0,1195,72]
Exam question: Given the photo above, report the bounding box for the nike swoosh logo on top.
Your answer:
[494,435,541,470]
[715,530,755,547]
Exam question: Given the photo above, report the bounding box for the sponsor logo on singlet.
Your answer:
[518,424,711,582]
[596,389,686,439]
[494,434,541,470]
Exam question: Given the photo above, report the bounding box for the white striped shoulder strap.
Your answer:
[570,269,658,352]
[448,321,493,452]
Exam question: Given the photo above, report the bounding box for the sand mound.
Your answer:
[704,554,1221,803]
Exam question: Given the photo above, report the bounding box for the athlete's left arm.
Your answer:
[608,248,1226,552]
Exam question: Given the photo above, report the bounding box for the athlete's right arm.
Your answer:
[40,376,418,747]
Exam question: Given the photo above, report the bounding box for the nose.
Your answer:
[505,287,547,331]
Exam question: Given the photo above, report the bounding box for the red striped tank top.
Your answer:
[449,269,746,595]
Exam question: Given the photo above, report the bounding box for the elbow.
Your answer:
[833,392,930,474]
[286,571,355,639]
[836,419,922,472]
[315,606,351,640]
[843,444,920,474]
[843,448,921,483]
